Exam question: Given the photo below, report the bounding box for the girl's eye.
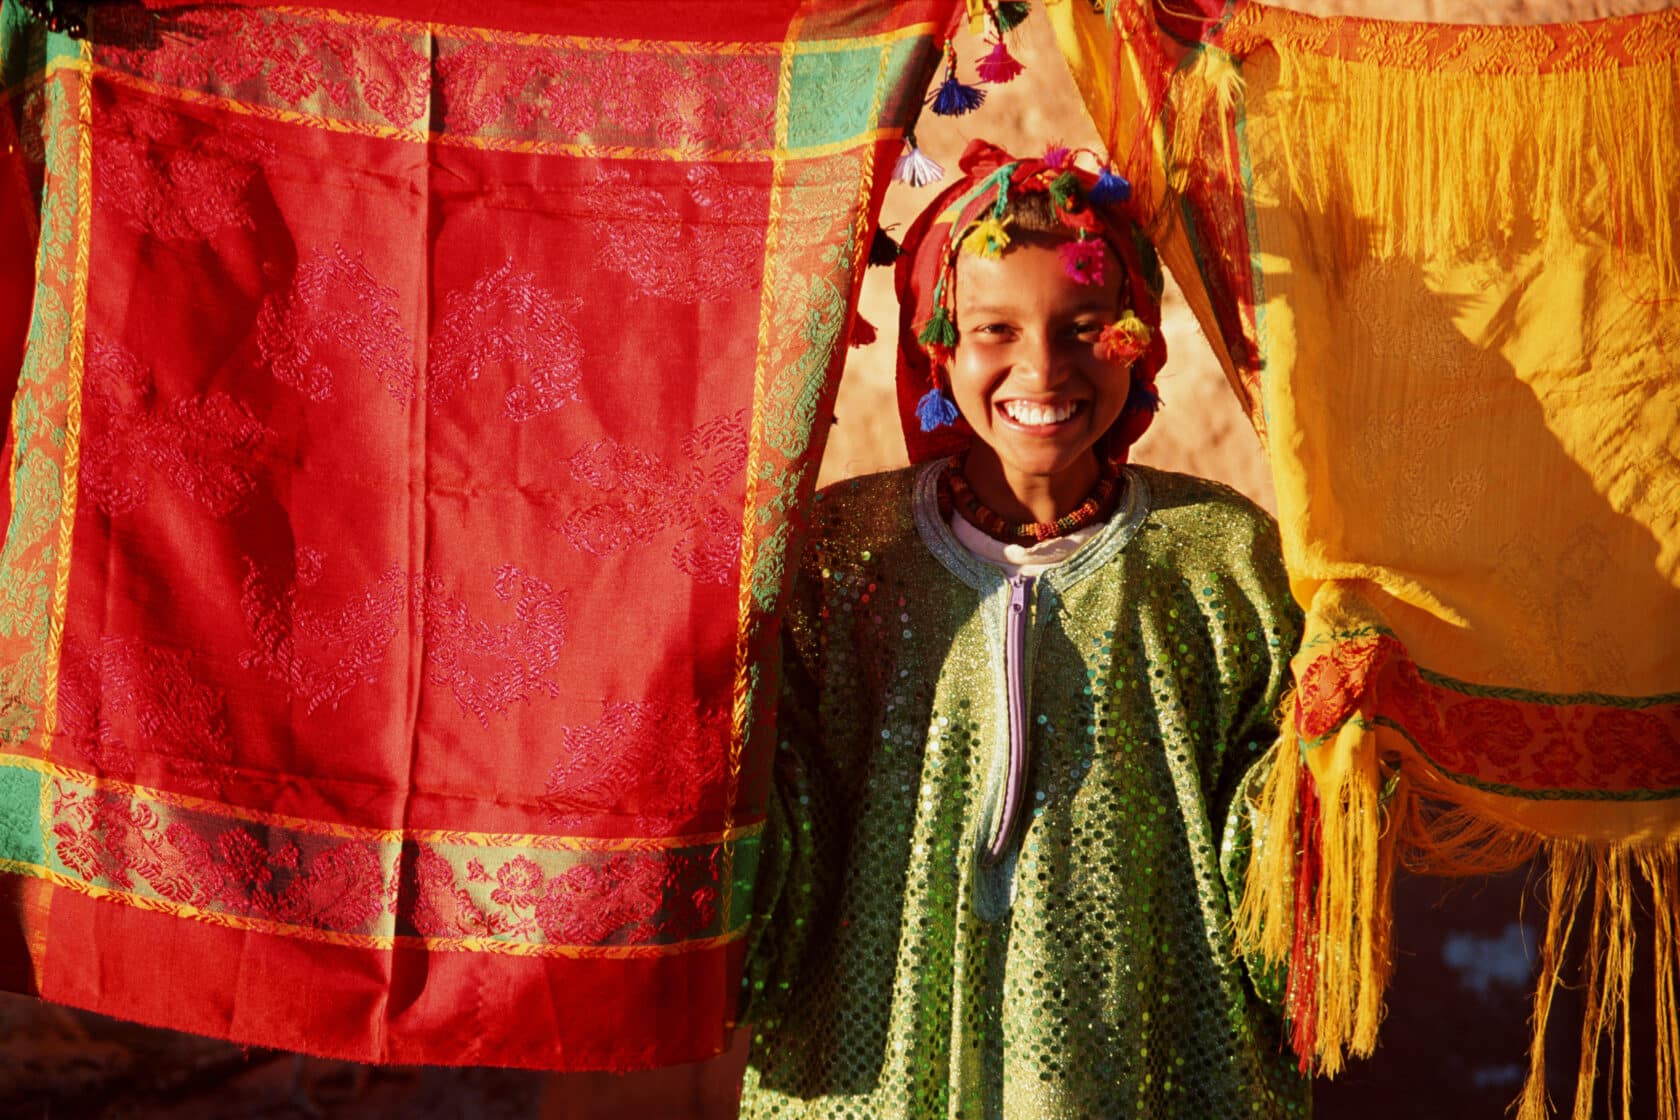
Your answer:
[1072,321,1107,340]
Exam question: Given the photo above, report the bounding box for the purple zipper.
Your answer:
[985,572,1033,864]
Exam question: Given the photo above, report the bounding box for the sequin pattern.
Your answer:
[740,464,1308,1120]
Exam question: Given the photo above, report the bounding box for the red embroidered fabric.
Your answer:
[0,0,955,1070]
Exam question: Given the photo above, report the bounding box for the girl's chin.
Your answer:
[993,452,1103,489]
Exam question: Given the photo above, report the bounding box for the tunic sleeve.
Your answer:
[1213,511,1302,1006]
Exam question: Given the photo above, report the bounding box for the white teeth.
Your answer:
[1001,400,1078,426]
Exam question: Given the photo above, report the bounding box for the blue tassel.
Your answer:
[916,389,960,431]
[1128,380,1161,415]
[930,75,986,117]
[1090,168,1132,205]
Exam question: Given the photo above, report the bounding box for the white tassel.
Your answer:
[893,143,944,188]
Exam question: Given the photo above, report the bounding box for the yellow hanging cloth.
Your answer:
[1047,1,1680,1116]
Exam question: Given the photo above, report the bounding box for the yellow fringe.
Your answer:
[1235,709,1398,1077]
[1516,842,1680,1120]
[1244,721,1680,1118]
[1649,847,1680,1120]
[1306,716,1397,1076]
[1233,703,1299,967]
[1251,48,1679,294]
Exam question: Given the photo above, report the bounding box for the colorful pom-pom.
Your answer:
[930,73,986,117]
[1089,167,1132,205]
[916,388,961,431]
[1096,311,1153,363]
[1042,145,1072,170]
[1059,239,1105,286]
[976,39,1023,84]
[917,305,958,350]
[1048,169,1080,211]
[961,215,1012,260]
[870,227,902,267]
[849,313,878,348]
[992,0,1031,33]
[893,143,944,188]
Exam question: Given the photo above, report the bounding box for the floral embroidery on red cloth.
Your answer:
[540,702,730,833]
[416,564,570,727]
[92,8,779,148]
[254,245,416,404]
[96,9,431,128]
[427,259,584,421]
[51,785,386,931]
[557,411,748,585]
[408,845,728,944]
[436,40,776,149]
[1300,634,1680,792]
[238,549,569,724]
[54,637,235,798]
[81,338,273,518]
[577,167,768,303]
[46,777,743,946]
[95,101,274,242]
[238,548,409,715]
[1294,635,1402,741]
[1421,691,1680,792]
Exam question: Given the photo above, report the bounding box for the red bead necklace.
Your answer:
[939,455,1123,544]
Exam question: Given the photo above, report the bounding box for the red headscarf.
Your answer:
[892,139,1166,465]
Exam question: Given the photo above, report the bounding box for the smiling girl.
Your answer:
[738,141,1308,1120]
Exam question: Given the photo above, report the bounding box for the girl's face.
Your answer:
[947,239,1132,518]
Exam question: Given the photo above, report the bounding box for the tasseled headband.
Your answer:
[889,138,1167,466]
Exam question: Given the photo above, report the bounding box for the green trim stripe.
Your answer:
[1413,669,1680,710]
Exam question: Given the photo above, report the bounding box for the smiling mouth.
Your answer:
[998,399,1085,427]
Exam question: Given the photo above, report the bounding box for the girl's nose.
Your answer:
[1012,334,1068,388]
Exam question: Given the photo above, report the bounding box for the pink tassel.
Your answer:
[976,39,1023,84]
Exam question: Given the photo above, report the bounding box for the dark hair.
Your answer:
[997,189,1070,241]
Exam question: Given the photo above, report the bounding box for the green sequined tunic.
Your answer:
[739,463,1310,1120]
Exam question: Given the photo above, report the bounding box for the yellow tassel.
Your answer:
[1234,702,1300,968]
[1237,706,1398,1078]
[1303,716,1396,1076]
[960,215,1011,260]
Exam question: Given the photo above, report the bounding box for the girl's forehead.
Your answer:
[953,242,1125,312]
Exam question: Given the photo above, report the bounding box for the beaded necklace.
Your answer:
[940,455,1123,544]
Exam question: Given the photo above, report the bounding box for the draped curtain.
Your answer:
[1048,1,1678,1114]
[0,0,956,1070]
